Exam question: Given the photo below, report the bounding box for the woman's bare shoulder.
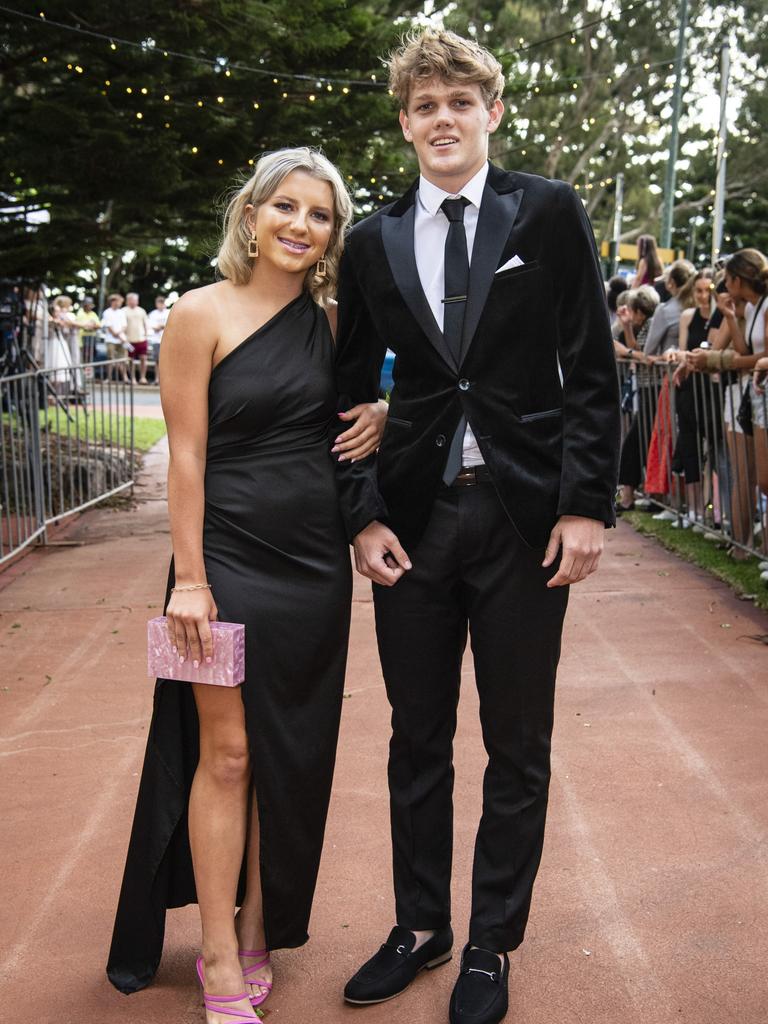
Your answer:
[165,282,235,338]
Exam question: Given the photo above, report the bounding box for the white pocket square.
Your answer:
[495,255,524,274]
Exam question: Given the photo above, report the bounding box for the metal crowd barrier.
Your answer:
[1,360,134,567]
[617,358,768,559]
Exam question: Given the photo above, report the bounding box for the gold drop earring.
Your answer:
[316,253,327,278]
[248,230,259,258]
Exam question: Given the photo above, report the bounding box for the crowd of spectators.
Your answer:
[608,237,768,580]
[22,288,169,386]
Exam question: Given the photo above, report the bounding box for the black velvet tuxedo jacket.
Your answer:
[334,161,621,551]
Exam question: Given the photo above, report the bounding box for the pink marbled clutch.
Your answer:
[147,617,245,686]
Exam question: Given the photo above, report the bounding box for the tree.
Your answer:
[0,0,412,295]
[440,0,768,259]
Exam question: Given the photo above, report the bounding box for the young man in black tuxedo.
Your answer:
[333,29,620,1024]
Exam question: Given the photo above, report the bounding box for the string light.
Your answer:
[141,86,148,94]
[191,146,198,154]
[6,5,388,89]
[253,102,260,109]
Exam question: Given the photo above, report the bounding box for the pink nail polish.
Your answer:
[172,645,177,653]
[205,656,212,664]
[178,655,184,664]
[193,660,199,669]
[338,454,345,462]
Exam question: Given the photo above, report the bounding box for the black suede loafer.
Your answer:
[344,924,453,1004]
[449,944,509,1024]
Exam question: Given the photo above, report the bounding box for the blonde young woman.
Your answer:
[107,148,388,1023]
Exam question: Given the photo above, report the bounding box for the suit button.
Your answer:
[435,434,446,447]
[458,378,470,391]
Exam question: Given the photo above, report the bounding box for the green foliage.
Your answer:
[443,0,768,258]
[0,0,412,294]
[2,0,767,295]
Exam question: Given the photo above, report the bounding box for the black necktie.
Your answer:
[441,196,470,365]
[441,196,470,484]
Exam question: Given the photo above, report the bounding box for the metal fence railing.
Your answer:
[617,358,768,559]
[1,360,134,567]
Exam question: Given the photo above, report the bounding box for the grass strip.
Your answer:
[4,410,166,453]
[622,510,768,612]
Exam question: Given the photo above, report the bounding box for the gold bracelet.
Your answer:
[171,583,211,593]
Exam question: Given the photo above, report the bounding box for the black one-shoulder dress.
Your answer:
[107,292,352,994]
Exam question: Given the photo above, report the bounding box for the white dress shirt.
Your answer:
[414,162,489,467]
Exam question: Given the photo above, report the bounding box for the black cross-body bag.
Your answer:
[736,294,766,435]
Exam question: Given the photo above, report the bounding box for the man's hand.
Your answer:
[543,515,605,588]
[353,520,412,586]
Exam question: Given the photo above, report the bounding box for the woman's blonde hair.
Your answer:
[726,247,768,296]
[667,259,696,309]
[386,28,504,111]
[216,147,353,307]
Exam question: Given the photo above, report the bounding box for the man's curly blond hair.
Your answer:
[386,29,504,112]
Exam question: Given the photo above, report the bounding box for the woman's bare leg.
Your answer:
[190,683,257,1021]
[726,428,755,547]
[753,426,768,554]
[235,791,273,1001]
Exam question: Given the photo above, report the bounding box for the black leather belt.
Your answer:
[450,464,492,487]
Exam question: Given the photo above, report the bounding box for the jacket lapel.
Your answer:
[381,203,459,372]
[460,182,524,365]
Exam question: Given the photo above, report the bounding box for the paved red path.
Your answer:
[2,441,767,1024]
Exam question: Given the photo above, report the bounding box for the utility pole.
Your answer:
[661,0,689,249]
[711,42,731,265]
[609,172,625,277]
[96,199,114,313]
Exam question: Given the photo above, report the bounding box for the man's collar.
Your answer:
[417,161,490,217]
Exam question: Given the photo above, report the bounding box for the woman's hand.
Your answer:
[673,363,690,387]
[686,348,710,372]
[715,290,736,319]
[332,399,389,462]
[166,587,218,667]
[753,357,768,395]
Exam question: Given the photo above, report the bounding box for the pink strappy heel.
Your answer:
[238,948,272,1007]
[196,956,259,1023]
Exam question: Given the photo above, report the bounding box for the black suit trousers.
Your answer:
[373,482,569,952]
